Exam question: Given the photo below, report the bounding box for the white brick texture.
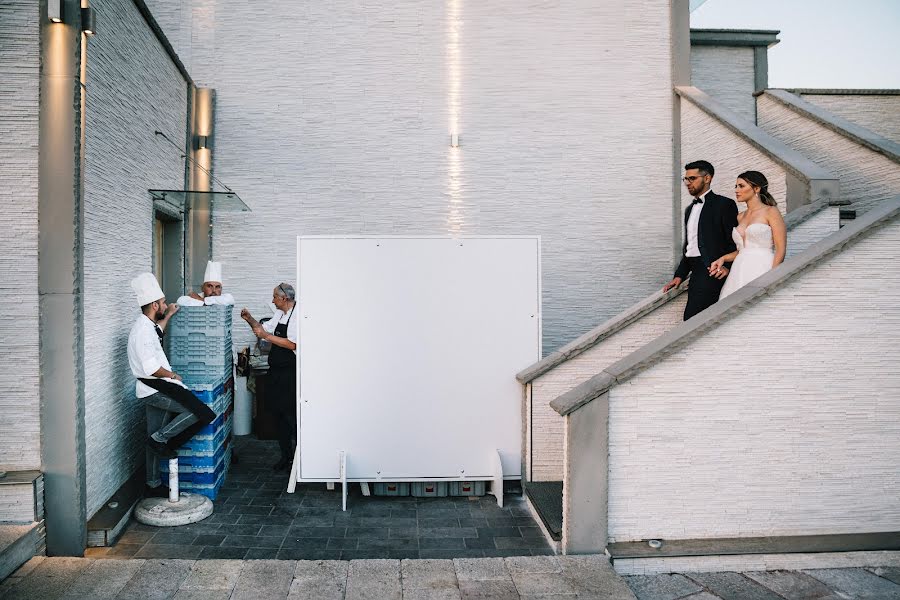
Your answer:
[606,216,900,542]
[0,0,41,471]
[82,0,188,517]
[681,100,787,215]
[799,93,900,144]
[757,93,900,216]
[148,0,679,355]
[690,46,756,123]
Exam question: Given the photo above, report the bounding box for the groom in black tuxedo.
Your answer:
[663,160,738,320]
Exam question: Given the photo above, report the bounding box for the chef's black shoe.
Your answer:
[147,438,177,459]
[144,484,169,498]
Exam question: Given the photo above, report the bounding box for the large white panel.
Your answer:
[298,237,540,480]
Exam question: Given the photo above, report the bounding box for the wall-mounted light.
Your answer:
[81,6,96,36]
[450,133,460,148]
[194,135,210,150]
[48,0,62,23]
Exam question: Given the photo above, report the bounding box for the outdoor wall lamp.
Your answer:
[450,133,460,148]
[48,0,62,23]
[81,6,96,36]
[194,135,210,150]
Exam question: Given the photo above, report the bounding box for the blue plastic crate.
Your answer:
[181,414,232,453]
[168,305,234,335]
[162,440,231,473]
[169,351,234,375]
[179,469,227,500]
[168,332,232,359]
[181,371,233,391]
[187,377,232,404]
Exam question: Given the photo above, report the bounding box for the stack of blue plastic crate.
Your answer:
[162,304,234,500]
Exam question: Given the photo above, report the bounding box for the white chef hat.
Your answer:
[203,261,223,284]
[131,272,165,307]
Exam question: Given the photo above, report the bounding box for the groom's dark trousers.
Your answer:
[674,191,738,321]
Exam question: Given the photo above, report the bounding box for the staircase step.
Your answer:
[0,523,42,583]
[0,471,43,523]
[86,470,144,547]
[524,481,563,541]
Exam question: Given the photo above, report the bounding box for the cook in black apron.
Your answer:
[267,304,297,471]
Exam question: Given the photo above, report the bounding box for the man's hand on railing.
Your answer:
[662,277,682,293]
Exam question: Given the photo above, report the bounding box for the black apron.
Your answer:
[267,304,296,407]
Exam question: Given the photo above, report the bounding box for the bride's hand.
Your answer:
[709,257,725,274]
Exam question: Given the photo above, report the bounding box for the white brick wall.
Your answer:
[681,100,787,215]
[82,0,188,517]
[0,0,41,471]
[799,94,900,144]
[757,93,900,216]
[606,216,900,541]
[690,46,756,123]
[147,0,679,354]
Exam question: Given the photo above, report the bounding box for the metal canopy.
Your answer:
[149,189,251,214]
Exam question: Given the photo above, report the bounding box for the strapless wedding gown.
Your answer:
[720,223,775,299]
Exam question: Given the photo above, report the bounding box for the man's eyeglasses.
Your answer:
[682,175,706,183]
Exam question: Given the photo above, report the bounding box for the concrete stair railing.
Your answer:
[757,89,900,218]
[552,197,900,558]
[518,197,843,484]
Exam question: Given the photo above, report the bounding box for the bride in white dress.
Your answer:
[711,170,787,299]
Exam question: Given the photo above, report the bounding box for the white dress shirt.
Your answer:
[175,292,235,307]
[685,190,710,258]
[127,315,187,398]
[263,306,299,354]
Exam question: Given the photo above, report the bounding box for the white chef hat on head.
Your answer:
[131,272,165,307]
[203,261,223,284]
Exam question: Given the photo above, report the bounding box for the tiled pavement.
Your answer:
[624,567,900,599]
[87,436,552,561]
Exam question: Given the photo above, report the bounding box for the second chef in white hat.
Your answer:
[177,260,235,306]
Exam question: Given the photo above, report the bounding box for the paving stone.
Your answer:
[401,559,459,595]
[508,570,577,597]
[345,559,401,600]
[175,559,244,592]
[870,567,900,586]
[505,556,562,575]
[222,534,284,548]
[458,580,519,599]
[624,573,704,600]
[419,528,478,539]
[3,557,93,600]
[197,547,250,559]
[453,557,511,582]
[804,568,900,599]
[171,591,234,600]
[244,548,280,560]
[60,559,145,600]
[558,556,637,600]
[687,571,785,600]
[114,559,195,600]
[681,594,723,600]
[745,570,844,599]
[287,560,348,600]
[230,559,296,600]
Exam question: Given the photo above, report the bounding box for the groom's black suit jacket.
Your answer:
[674,191,739,281]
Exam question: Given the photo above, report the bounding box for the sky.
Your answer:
[691,0,900,89]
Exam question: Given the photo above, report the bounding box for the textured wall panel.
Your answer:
[758,94,900,216]
[82,0,188,517]
[529,204,837,482]
[606,217,900,541]
[681,100,787,215]
[800,94,900,143]
[148,0,678,354]
[690,46,756,123]
[0,1,41,470]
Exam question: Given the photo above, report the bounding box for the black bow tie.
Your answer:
[692,197,703,205]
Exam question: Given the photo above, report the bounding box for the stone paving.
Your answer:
[623,566,900,599]
[88,436,552,560]
[0,555,637,599]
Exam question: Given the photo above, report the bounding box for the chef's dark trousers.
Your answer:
[267,367,297,461]
[142,383,215,487]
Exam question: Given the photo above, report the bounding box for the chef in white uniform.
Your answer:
[127,273,216,497]
[176,261,235,306]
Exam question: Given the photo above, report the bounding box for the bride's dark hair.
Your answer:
[738,170,777,207]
